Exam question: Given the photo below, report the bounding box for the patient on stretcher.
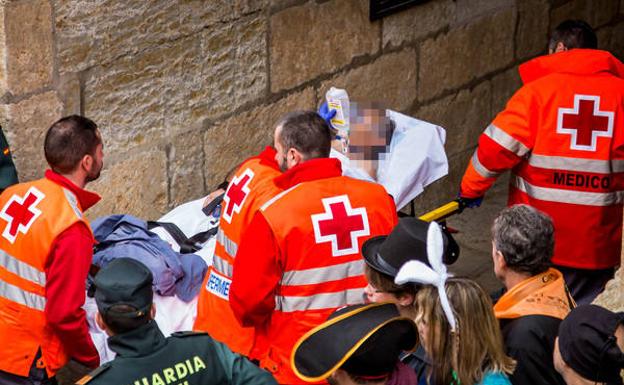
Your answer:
[328,98,448,210]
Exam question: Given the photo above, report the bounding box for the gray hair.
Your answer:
[491,204,554,275]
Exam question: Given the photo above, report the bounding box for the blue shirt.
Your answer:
[477,371,512,385]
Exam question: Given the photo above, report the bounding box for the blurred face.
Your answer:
[348,108,392,161]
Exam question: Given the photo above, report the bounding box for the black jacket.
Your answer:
[500,315,566,385]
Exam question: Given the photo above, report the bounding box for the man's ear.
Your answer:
[150,303,156,319]
[495,250,507,270]
[396,293,415,308]
[288,148,304,166]
[81,153,94,173]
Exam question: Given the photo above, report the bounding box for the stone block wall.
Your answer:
[0,0,622,307]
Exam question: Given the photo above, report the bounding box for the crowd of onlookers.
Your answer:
[289,206,623,385]
[89,204,624,385]
[0,14,623,385]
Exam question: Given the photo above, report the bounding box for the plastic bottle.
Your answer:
[325,87,350,153]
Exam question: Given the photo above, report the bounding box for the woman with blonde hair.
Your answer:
[396,222,515,385]
[415,278,515,385]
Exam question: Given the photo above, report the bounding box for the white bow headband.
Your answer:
[394,221,457,332]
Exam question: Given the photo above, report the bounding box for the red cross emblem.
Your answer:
[311,195,370,257]
[0,187,45,244]
[222,168,254,224]
[557,94,614,151]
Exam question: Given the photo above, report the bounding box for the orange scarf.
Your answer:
[494,268,574,320]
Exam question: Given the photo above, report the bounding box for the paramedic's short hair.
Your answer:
[44,115,101,174]
[549,19,597,51]
[276,111,331,160]
[491,205,554,276]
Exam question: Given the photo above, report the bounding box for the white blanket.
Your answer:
[87,196,217,363]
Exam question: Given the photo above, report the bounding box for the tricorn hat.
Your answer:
[362,217,459,278]
[292,303,417,382]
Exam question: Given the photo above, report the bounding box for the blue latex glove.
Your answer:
[457,195,483,209]
[318,102,337,129]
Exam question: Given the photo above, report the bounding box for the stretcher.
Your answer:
[416,199,469,265]
[86,111,453,363]
[87,195,221,363]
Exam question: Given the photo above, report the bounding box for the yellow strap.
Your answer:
[418,201,460,222]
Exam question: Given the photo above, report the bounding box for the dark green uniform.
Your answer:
[77,321,276,385]
[80,258,276,385]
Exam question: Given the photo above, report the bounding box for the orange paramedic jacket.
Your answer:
[230,158,398,385]
[194,147,281,357]
[0,177,93,377]
[461,49,624,269]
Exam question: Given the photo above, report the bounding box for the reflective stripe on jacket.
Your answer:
[257,175,397,384]
[0,178,90,377]
[194,148,281,357]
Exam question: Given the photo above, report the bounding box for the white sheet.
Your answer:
[88,195,217,363]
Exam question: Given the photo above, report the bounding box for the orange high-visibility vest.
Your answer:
[194,155,281,356]
[461,50,624,269]
[258,176,397,384]
[0,178,92,377]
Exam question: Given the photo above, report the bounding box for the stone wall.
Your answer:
[0,0,623,308]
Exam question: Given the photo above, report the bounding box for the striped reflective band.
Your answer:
[275,288,364,312]
[484,124,530,157]
[212,254,233,277]
[0,249,45,286]
[529,154,624,174]
[282,260,365,286]
[62,188,83,219]
[512,175,624,206]
[0,278,45,311]
[471,151,499,179]
[216,229,238,257]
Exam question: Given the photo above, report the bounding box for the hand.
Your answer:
[318,102,336,129]
[457,195,483,209]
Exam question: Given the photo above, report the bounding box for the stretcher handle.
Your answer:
[418,200,461,222]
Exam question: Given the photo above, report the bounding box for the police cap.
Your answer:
[94,258,153,319]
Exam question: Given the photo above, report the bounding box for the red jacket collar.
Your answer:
[274,158,342,189]
[45,170,101,211]
[519,49,624,84]
[255,146,280,170]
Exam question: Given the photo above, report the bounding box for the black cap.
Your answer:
[558,304,624,384]
[362,217,459,277]
[94,258,154,319]
[292,303,417,382]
